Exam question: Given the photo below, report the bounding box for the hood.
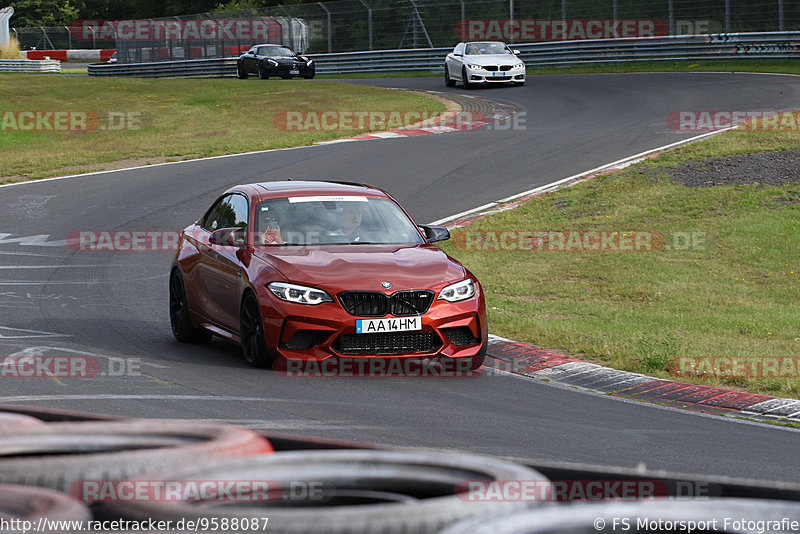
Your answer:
[464,54,519,64]
[253,244,467,293]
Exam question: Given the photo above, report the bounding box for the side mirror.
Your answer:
[209,227,246,248]
[419,225,450,243]
[513,49,521,55]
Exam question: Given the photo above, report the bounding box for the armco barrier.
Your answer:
[87,32,800,77]
[21,49,116,62]
[0,59,61,73]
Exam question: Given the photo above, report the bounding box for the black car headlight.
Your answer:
[267,59,278,66]
[438,279,476,302]
[268,282,333,305]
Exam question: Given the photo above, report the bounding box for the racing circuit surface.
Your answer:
[0,72,799,483]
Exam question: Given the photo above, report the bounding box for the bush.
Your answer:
[0,35,23,59]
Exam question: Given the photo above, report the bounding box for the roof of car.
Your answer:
[254,180,371,191]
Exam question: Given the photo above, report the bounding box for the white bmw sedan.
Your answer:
[445,41,526,88]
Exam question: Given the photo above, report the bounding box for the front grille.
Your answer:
[483,65,498,71]
[487,76,511,81]
[339,292,387,316]
[335,332,442,354]
[442,327,480,347]
[500,65,513,71]
[338,291,434,317]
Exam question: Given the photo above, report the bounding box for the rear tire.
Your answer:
[240,291,274,368]
[236,62,247,79]
[169,269,211,343]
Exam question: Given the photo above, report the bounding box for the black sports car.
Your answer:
[236,44,316,80]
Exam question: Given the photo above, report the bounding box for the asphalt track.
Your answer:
[1,73,799,484]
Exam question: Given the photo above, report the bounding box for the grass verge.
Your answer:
[440,126,800,398]
[0,75,444,184]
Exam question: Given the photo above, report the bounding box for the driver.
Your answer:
[258,211,284,245]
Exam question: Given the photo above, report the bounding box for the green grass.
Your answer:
[440,127,800,399]
[0,75,445,183]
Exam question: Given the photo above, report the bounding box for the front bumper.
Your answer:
[258,285,487,366]
[465,65,526,83]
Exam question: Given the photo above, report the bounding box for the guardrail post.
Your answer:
[317,2,332,54]
[725,0,730,32]
[778,0,784,31]
[561,0,566,21]
[667,0,674,35]
[357,0,373,51]
[509,0,514,45]
[612,0,617,21]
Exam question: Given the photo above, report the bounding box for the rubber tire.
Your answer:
[0,483,92,522]
[240,291,274,368]
[99,449,548,534]
[439,498,800,534]
[258,63,270,79]
[0,420,273,495]
[445,65,455,87]
[169,269,211,343]
[462,66,472,89]
[236,62,248,79]
[0,412,44,431]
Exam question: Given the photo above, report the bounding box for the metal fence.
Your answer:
[87,32,800,77]
[14,0,800,62]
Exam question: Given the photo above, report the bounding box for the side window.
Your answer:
[228,194,249,231]
[202,196,231,232]
[454,43,464,55]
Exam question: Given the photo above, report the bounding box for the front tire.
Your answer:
[169,269,211,343]
[240,291,274,368]
[258,63,270,80]
[444,65,455,87]
[462,67,472,89]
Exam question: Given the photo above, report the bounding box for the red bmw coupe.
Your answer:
[169,181,487,371]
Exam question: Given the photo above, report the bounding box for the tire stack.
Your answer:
[1,409,798,533]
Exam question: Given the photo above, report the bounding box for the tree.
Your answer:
[9,0,80,27]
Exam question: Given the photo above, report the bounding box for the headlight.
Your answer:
[438,279,476,302]
[514,63,524,69]
[267,59,278,66]
[467,64,483,70]
[268,282,333,305]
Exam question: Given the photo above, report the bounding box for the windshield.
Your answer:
[254,196,426,246]
[257,45,295,57]
[465,42,512,55]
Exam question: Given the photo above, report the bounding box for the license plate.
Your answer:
[493,71,501,76]
[356,317,421,334]
[290,69,300,75]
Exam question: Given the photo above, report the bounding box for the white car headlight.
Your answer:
[438,279,476,302]
[268,282,333,305]
[514,63,524,69]
[467,64,483,70]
